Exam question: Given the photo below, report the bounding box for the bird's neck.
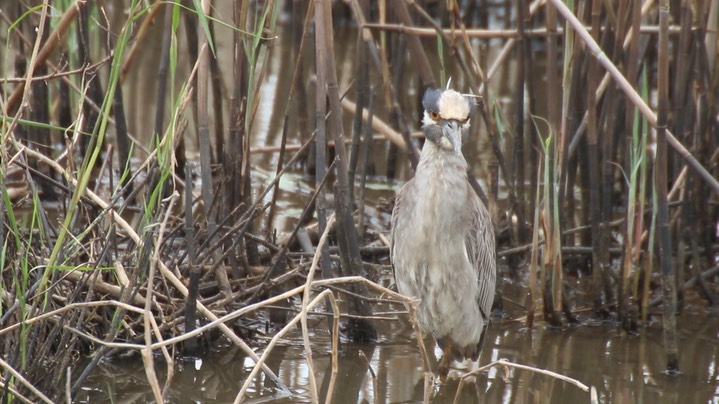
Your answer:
[417,141,468,174]
[414,144,469,212]
[412,142,470,225]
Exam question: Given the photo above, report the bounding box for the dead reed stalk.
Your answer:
[655,0,679,373]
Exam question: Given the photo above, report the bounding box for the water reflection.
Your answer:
[76,299,719,403]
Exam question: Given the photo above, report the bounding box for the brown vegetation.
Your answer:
[0,0,717,402]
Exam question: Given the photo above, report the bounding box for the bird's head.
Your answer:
[421,88,474,154]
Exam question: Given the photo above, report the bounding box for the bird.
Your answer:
[390,87,496,382]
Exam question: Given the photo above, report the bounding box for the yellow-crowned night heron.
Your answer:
[390,88,496,381]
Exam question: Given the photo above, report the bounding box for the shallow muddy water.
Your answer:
[74,286,719,403]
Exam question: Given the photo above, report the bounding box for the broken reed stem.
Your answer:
[300,214,336,404]
[457,358,591,394]
[324,289,341,404]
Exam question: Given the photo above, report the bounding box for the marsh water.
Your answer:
[70,3,719,403]
[74,280,719,403]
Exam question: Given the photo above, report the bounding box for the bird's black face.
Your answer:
[421,88,473,153]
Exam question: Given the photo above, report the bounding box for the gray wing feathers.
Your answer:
[389,184,405,275]
[465,192,496,321]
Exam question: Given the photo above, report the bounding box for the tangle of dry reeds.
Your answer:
[1,0,717,401]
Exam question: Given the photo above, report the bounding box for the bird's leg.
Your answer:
[437,340,452,383]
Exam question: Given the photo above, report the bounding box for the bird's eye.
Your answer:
[429,111,440,121]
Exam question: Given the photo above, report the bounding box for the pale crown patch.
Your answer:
[438,90,470,121]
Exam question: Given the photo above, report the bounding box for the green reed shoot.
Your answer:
[43,0,141,303]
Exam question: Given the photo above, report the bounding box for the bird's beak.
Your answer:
[440,120,462,152]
